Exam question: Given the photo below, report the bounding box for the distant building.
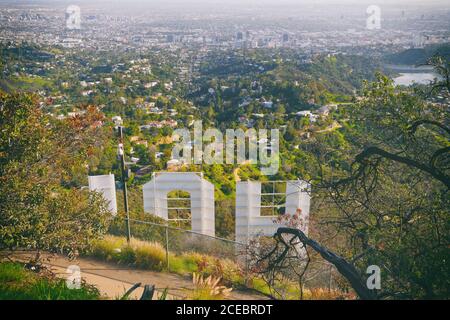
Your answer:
[67,110,86,118]
[112,116,123,126]
[262,100,274,109]
[252,113,265,118]
[317,104,337,117]
[167,159,185,171]
[295,111,318,123]
[144,81,158,89]
[135,140,148,147]
[140,119,178,130]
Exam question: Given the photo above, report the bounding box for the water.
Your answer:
[393,73,438,86]
[386,64,439,87]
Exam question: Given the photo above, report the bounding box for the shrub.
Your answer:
[89,235,166,271]
[118,246,136,265]
[0,262,100,300]
[0,93,111,259]
[134,245,165,271]
[188,273,232,300]
[169,254,198,275]
[90,235,127,261]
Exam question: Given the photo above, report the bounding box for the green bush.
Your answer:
[89,235,166,271]
[118,246,137,265]
[134,245,165,271]
[0,262,100,300]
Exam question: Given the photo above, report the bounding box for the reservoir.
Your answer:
[394,73,438,86]
[385,64,439,86]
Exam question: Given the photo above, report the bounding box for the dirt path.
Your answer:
[233,160,252,182]
[5,251,268,301]
[315,121,342,133]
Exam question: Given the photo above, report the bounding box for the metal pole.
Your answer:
[118,126,131,244]
[165,226,170,271]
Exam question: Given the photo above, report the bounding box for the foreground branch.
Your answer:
[354,146,450,189]
[275,227,377,300]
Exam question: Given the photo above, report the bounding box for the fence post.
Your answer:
[118,126,131,244]
[165,226,170,272]
[328,264,333,292]
[241,244,249,286]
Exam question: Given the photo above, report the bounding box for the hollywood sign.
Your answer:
[89,172,310,244]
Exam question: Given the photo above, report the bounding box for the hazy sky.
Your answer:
[105,0,446,4]
[100,0,449,5]
[2,0,449,14]
[87,0,450,11]
[4,0,449,5]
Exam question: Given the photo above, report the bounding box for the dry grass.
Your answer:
[306,288,356,300]
[187,273,232,300]
[90,235,166,271]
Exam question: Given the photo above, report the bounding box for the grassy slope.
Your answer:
[87,235,354,299]
[0,262,100,300]
[88,235,268,293]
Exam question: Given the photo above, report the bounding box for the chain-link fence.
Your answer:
[101,215,344,299]
[108,216,248,275]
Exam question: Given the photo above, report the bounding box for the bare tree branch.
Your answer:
[354,146,449,188]
[274,227,377,300]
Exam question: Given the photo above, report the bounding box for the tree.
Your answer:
[317,73,449,299]
[0,91,111,260]
[420,54,450,96]
[328,73,448,298]
[215,199,235,239]
[249,70,449,299]
[134,143,151,165]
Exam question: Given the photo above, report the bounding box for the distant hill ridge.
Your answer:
[385,43,450,65]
